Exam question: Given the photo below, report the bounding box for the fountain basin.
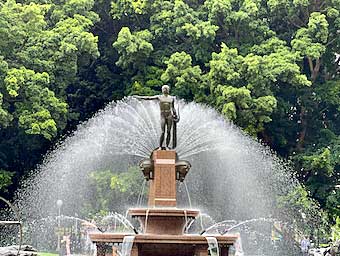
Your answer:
[90,233,239,243]
[90,233,239,256]
[128,208,200,235]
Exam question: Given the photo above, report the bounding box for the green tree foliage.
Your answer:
[0,0,99,197]
[4,67,67,139]
[161,51,203,99]
[108,0,340,222]
[0,170,13,192]
[278,184,327,235]
[207,41,309,134]
[0,0,339,224]
[87,167,144,214]
[113,27,153,70]
[294,137,340,217]
[331,217,340,241]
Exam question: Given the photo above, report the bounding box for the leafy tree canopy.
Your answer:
[0,0,339,225]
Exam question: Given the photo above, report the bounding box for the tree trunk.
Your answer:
[311,58,321,82]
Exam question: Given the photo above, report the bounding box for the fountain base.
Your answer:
[90,149,238,256]
[90,233,239,256]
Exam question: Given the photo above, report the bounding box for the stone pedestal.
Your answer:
[90,149,238,256]
[148,150,177,207]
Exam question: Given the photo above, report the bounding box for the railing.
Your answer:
[0,196,22,256]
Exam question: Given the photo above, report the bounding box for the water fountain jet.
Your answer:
[6,96,318,255]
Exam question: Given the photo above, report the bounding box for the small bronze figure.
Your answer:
[134,85,178,149]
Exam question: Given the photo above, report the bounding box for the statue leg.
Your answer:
[159,116,166,148]
[166,118,173,148]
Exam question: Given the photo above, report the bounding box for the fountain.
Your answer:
[4,94,319,255]
[90,89,239,255]
[90,149,239,256]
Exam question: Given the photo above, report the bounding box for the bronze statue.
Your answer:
[134,85,179,149]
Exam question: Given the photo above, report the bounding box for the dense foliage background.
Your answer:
[0,0,339,224]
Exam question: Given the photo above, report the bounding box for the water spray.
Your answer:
[114,213,139,234]
[0,196,22,256]
[221,218,277,235]
[200,218,277,235]
[199,219,237,235]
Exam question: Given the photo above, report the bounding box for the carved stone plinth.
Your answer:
[148,150,177,207]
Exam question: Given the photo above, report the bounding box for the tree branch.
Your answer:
[307,57,314,77]
[311,58,321,82]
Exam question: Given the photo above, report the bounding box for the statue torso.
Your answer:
[159,95,173,117]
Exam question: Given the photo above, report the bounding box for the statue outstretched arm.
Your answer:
[134,95,159,100]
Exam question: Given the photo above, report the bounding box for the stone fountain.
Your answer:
[90,87,239,256]
[90,149,239,256]
[8,91,310,255]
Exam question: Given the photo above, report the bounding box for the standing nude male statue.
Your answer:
[134,85,178,149]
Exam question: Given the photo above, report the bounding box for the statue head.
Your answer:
[162,85,170,95]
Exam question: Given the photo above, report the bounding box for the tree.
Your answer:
[208,41,309,134]
[0,0,99,195]
[113,27,153,71]
[0,0,339,223]
[161,51,203,99]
